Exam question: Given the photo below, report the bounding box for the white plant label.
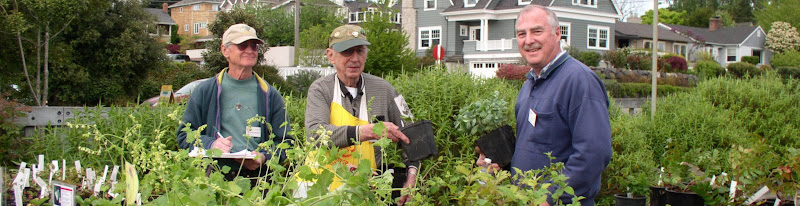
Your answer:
[62,160,66,180]
[94,165,109,195]
[109,165,120,198]
[13,168,31,206]
[745,186,770,205]
[729,180,738,201]
[52,181,76,206]
[75,160,82,174]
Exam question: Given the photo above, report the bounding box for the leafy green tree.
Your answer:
[246,1,342,47]
[685,7,715,27]
[49,0,166,105]
[361,0,417,77]
[298,24,337,66]
[755,0,800,32]
[640,8,687,25]
[1,0,165,106]
[765,21,800,53]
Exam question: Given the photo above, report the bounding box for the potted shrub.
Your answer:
[454,91,514,168]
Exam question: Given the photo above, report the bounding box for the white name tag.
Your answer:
[528,109,537,127]
[246,126,262,138]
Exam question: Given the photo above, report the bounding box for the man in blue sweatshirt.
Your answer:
[177,24,293,181]
[476,5,612,206]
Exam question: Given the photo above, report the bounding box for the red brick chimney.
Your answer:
[709,16,722,31]
[162,3,168,14]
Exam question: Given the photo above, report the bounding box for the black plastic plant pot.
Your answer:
[614,194,647,206]
[665,188,704,206]
[400,120,438,162]
[753,199,795,206]
[650,186,667,206]
[474,125,516,168]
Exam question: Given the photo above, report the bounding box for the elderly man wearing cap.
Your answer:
[304,24,418,205]
[177,24,293,182]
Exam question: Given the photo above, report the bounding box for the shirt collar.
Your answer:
[527,50,567,80]
[338,75,364,99]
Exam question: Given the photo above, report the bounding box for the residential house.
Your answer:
[343,0,402,25]
[615,19,691,57]
[145,3,178,42]
[661,17,771,66]
[411,0,621,74]
[168,0,222,38]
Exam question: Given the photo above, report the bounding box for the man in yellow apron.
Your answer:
[304,25,419,205]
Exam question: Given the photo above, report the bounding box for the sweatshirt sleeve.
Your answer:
[176,84,218,150]
[266,87,293,163]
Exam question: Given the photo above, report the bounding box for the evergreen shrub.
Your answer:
[694,60,725,79]
[727,62,760,78]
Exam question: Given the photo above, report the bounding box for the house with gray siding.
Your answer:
[661,17,771,66]
[412,0,621,74]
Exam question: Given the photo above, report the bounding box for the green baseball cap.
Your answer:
[328,25,371,52]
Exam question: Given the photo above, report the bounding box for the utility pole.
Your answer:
[651,0,658,120]
[294,0,300,66]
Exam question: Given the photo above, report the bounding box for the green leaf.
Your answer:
[456,165,470,175]
[229,181,243,194]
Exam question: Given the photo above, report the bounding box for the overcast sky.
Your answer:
[629,0,672,17]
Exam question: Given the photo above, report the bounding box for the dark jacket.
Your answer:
[512,53,612,206]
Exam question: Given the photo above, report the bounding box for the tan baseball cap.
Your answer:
[328,25,370,52]
[222,24,264,45]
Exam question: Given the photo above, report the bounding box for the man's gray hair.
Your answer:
[517,5,559,33]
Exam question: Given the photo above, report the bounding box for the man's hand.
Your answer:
[398,167,418,206]
[358,122,410,144]
[475,146,501,174]
[236,152,266,170]
[211,136,234,153]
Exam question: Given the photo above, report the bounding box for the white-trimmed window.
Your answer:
[349,12,364,23]
[518,0,531,5]
[424,0,436,10]
[572,0,596,7]
[587,26,609,50]
[465,0,477,7]
[392,13,401,24]
[212,4,219,11]
[559,22,571,46]
[184,24,189,32]
[469,26,481,41]
[643,40,665,52]
[471,62,498,69]
[459,25,468,37]
[727,48,737,62]
[194,23,200,34]
[193,4,201,10]
[418,26,442,49]
[673,43,687,57]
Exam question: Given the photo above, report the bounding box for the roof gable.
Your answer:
[144,8,177,25]
[615,21,689,42]
[169,0,222,8]
[662,23,760,45]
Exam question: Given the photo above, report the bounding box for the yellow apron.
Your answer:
[300,75,377,192]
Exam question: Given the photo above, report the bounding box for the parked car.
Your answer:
[167,54,191,63]
[142,78,209,107]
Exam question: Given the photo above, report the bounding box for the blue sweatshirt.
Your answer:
[512,53,612,206]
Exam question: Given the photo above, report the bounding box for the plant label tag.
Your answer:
[38,154,44,173]
[75,161,82,174]
[94,165,109,195]
[745,186,770,205]
[52,181,76,206]
[33,174,49,198]
[528,109,537,127]
[246,126,262,138]
[730,180,737,201]
[109,165,120,198]
[774,198,781,206]
[62,160,66,180]
[394,95,414,120]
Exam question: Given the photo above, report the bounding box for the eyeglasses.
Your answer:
[235,42,260,51]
